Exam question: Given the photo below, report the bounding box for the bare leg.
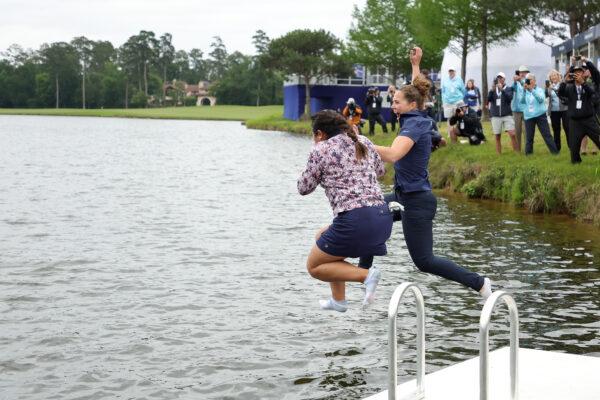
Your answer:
[449,125,458,143]
[329,282,346,301]
[581,136,589,154]
[307,245,368,283]
[495,134,502,154]
[507,130,518,152]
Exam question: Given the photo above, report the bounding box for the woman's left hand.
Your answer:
[410,47,423,66]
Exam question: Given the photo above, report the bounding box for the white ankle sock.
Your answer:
[479,277,492,299]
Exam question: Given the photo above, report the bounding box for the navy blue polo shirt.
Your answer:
[393,111,433,193]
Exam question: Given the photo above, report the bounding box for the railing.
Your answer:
[479,291,519,400]
[388,282,426,400]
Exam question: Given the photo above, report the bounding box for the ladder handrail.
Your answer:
[388,282,425,400]
[479,290,519,400]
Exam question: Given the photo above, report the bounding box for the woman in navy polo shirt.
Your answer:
[365,47,492,298]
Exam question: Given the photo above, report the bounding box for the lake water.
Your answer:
[0,116,598,400]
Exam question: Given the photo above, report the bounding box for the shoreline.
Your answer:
[246,115,600,227]
[3,108,599,226]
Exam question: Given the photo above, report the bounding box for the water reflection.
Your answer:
[0,116,598,400]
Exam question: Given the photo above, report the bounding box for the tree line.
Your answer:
[1,0,597,112]
[0,30,283,109]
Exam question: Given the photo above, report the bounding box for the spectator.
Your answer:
[546,70,569,152]
[512,65,530,152]
[342,98,363,134]
[448,100,485,145]
[465,79,482,117]
[520,73,559,155]
[442,67,466,142]
[387,85,397,132]
[421,69,438,120]
[578,56,600,155]
[558,61,600,163]
[488,72,518,153]
[365,87,388,135]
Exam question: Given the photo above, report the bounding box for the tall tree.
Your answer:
[188,48,207,82]
[265,29,352,119]
[208,36,228,81]
[533,0,600,39]
[39,42,79,108]
[348,0,446,83]
[252,29,270,106]
[71,36,93,109]
[157,33,175,103]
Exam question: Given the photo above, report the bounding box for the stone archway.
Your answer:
[200,97,212,106]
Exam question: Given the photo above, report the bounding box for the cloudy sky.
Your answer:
[1,0,360,54]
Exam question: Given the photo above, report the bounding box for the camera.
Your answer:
[524,78,531,85]
[493,77,498,85]
[575,55,582,61]
[545,80,550,87]
[367,87,376,96]
[515,70,520,76]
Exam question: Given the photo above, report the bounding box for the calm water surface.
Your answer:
[0,116,598,399]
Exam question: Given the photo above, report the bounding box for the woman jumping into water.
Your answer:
[360,47,492,298]
[298,110,393,312]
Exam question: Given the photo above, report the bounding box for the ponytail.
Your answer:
[312,110,368,161]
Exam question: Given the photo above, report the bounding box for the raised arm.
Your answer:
[410,47,422,83]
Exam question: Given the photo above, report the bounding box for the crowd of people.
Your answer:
[440,57,600,162]
[339,57,600,164]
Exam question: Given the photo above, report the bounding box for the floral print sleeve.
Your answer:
[297,146,322,195]
[362,137,385,177]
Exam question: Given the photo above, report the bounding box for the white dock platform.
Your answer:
[365,283,600,400]
[364,346,600,400]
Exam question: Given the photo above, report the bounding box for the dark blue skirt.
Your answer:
[316,204,393,258]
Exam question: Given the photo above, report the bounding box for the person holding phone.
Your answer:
[512,65,530,152]
[520,73,559,155]
[546,70,569,152]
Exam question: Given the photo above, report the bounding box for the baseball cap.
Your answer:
[455,100,468,109]
[496,72,506,79]
[347,98,355,104]
[518,65,530,73]
[448,67,456,72]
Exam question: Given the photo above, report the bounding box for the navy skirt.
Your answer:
[316,204,393,258]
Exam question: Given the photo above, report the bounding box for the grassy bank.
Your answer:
[0,105,283,121]
[246,114,600,226]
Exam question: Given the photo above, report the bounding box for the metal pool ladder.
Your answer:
[387,283,519,400]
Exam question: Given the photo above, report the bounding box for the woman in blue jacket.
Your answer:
[361,48,492,298]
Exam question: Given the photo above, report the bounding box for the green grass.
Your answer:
[0,105,284,121]
[245,114,600,226]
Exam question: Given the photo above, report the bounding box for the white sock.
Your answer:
[319,298,348,313]
[479,277,492,299]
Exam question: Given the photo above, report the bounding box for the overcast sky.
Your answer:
[1,0,360,54]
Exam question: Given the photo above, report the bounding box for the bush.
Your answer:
[184,96,197,107]
[130,91,148,108]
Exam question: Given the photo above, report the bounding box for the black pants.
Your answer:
[368,112,388,135]
[524,115,559,155]
[568,116,600,163]
[549,111,569,152]
[360,190,485,291]
[390,116,397,133]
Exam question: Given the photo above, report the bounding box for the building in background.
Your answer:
[283,65,441,121]
[552,24,600,71]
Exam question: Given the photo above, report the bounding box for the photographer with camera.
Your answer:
[488,72,518,154]
[511,65,530,152]
[448,101,485,145]
[442,67,466,143]
[342,98,364,134]
[387,85,398,132]
[546,70,569,152]
[558,62,600,163]
[520,73,559,155]
[365,87,388,135]
[573,55,600,155]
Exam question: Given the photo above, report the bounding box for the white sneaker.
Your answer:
[363,267,381,307]
[479,277,492,299]
[319,298,348,313]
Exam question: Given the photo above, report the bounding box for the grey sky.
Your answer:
[1,0,360,54]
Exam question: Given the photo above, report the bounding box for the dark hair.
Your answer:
[399,85,424,110]
[312,110,367,161]
[413,74,431,104]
